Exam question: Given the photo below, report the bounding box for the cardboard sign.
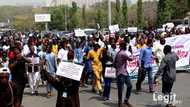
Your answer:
[109,24,120,33]
[74,29,86,37]
[56,62,83,81]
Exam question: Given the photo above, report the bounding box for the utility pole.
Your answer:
[108,0,112,26]
[65,6,68,31]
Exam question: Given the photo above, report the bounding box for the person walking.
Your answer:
[87,43,103,94]
[9,48,31,107]
[0,67,19,107]
[26,46,41,95]
[41,50,80,107]
[113,41,133,107]
[136,38,155,93]
[154,45,179,107]
[45,45,57,96]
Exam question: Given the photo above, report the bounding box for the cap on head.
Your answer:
[0,67,10,74]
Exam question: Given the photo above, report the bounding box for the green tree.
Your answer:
[114,0,121,25]
[49,6,65,30]
[164,0,176,20]
[188,0,190,10]
[69,2,79,30]
[157,0,165,26]
[122,0,128,27]
[137,0,144,28]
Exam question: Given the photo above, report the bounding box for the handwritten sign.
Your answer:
[56,62,84,81]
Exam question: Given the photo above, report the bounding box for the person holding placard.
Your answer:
[41,50,80,107]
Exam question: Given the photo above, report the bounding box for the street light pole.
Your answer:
[108,0,112,26]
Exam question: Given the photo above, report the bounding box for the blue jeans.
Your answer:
[117,74,132,104]
[47,82,53,93]
[136,67,153,91]
[103,78,112,98]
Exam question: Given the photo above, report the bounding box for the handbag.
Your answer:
[105,67,116,78]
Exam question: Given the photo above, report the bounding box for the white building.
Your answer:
[46,0,103,7]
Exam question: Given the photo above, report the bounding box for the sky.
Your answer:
[0,0,143,6]
[0,0,46,6]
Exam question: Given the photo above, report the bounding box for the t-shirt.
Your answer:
[58,48,68,61]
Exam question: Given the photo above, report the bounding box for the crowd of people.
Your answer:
[0,28,182,107]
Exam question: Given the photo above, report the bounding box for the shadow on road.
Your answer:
[24,92,48,98]
[88,96,103,101]
[145,104,165,107]
[102,102,117,107]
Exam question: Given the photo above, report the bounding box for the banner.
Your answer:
[127,34,190,79]
[165,34,190,67]
[56,62,84,81]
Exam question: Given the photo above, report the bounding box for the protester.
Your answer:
[0,67,18,107]
[41,50,80,107]
[154,45,179,107]
[9,48,31,107]
[26,45,41,95]
[136,38,155,93]
[45,45,57,96]
[113,41,133,107]
[80,42,93,87]
[87,43,103,94]
[57,41,69,62]
[153,37,166,66]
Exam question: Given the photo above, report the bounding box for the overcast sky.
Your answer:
[0,0,144,6]
[0,0,46,6]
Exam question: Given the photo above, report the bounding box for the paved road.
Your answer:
[23,72,190,107]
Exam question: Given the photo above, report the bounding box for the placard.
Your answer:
[56,62,84,81]
[109,24,120,33]
[74,29,86,37]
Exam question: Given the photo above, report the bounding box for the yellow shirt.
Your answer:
[52,44,58,55]
[87,48,103,72]
[136,44,146,49]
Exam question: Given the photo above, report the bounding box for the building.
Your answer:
[46,0,109,7]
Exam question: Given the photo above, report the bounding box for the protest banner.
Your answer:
[127,34,190,79]
[56,61,84,81]
[165,34,190,67]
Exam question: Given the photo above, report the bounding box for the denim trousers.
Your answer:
[103,78,112,98]
[47,82,53,93]
[136,67,153,91]
[117,74,132,104]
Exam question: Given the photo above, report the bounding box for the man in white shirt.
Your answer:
[153,38,166,66]
[57,42,69,63]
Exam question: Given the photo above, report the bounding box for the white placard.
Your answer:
[109,24,120,33]
[35,14,51,22]
[74,29,86,37]
[56,62,84,81]
[128,27,138,33]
